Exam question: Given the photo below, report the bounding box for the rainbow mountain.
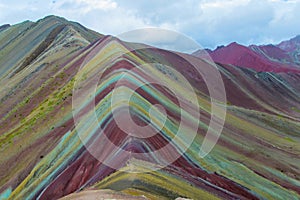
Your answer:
[0,16,299,200]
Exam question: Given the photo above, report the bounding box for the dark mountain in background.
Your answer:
[277,35,300,63]
[0,16,299,200]
[0,24,10,32]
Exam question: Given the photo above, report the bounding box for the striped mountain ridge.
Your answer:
[0,16,299,199]
[0,15,102,80]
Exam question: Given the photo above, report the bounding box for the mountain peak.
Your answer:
[277,35,300,52]
[228,41,240,46]
[37,15,67,23]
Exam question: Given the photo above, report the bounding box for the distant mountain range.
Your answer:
[0,16,299,200]
[194,35,300,73]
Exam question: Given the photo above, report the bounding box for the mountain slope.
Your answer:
[0,16,300,200]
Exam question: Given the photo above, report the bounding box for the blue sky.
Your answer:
[0,0,300,49]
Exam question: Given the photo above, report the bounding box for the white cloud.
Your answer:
[200,0,250,9]
[117,28,200,53]
[76,0,117,13]
[51,0,117,15]
[0,0,299,49]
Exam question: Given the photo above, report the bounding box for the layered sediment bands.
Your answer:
[1,17,300,200]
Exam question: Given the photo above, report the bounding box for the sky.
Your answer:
[0,0,300,50]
